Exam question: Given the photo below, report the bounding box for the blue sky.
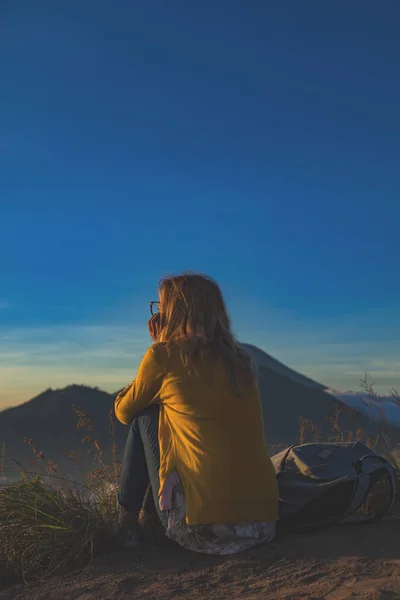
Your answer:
[1,1,400,408]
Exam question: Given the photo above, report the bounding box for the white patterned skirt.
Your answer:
[163,479,276,556]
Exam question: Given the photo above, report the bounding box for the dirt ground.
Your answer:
[1,517,400,600]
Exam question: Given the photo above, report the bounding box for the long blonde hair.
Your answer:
[157,272,256,394]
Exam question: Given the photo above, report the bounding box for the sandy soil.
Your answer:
[1,517,400,600]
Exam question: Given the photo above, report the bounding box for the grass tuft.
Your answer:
[0,475,117,582]
[0,408,120,584]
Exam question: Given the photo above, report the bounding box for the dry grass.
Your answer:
[0,476,117,582]
[298,374,400,476]
[0,408,121,583]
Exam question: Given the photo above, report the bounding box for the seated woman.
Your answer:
[114,273,279,555]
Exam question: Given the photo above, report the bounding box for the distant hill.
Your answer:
[0,384,127,483]
[1,345,399,483]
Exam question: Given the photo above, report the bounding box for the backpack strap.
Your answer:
[343,455,397,524]
[343,474,371,521]
[385,464,397,516]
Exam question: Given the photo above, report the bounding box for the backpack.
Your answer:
[271,441,397,531]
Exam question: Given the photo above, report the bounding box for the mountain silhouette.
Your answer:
[0,384,127,483]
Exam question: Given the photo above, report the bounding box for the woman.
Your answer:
[115,273,279,555]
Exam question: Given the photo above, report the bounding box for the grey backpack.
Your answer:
[271,442,397,531]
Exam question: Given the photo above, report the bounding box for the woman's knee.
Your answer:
[134,405,159,420]
[131,404,160,433]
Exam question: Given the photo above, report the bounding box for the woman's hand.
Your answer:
[148,313,162,342]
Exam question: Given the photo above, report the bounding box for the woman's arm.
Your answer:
[114,343,167,425]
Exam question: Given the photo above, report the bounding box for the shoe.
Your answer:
[117,505,164,547]
[138,508,165,544]
[117,505,137,531]
[123,527,141,549]
[117,505,141,549]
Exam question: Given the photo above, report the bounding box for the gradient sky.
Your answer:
[1,1,400,408]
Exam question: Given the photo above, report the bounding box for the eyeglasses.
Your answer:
[150,301,160,315]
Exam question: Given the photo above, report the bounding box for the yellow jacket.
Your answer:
[115,342,279,525]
